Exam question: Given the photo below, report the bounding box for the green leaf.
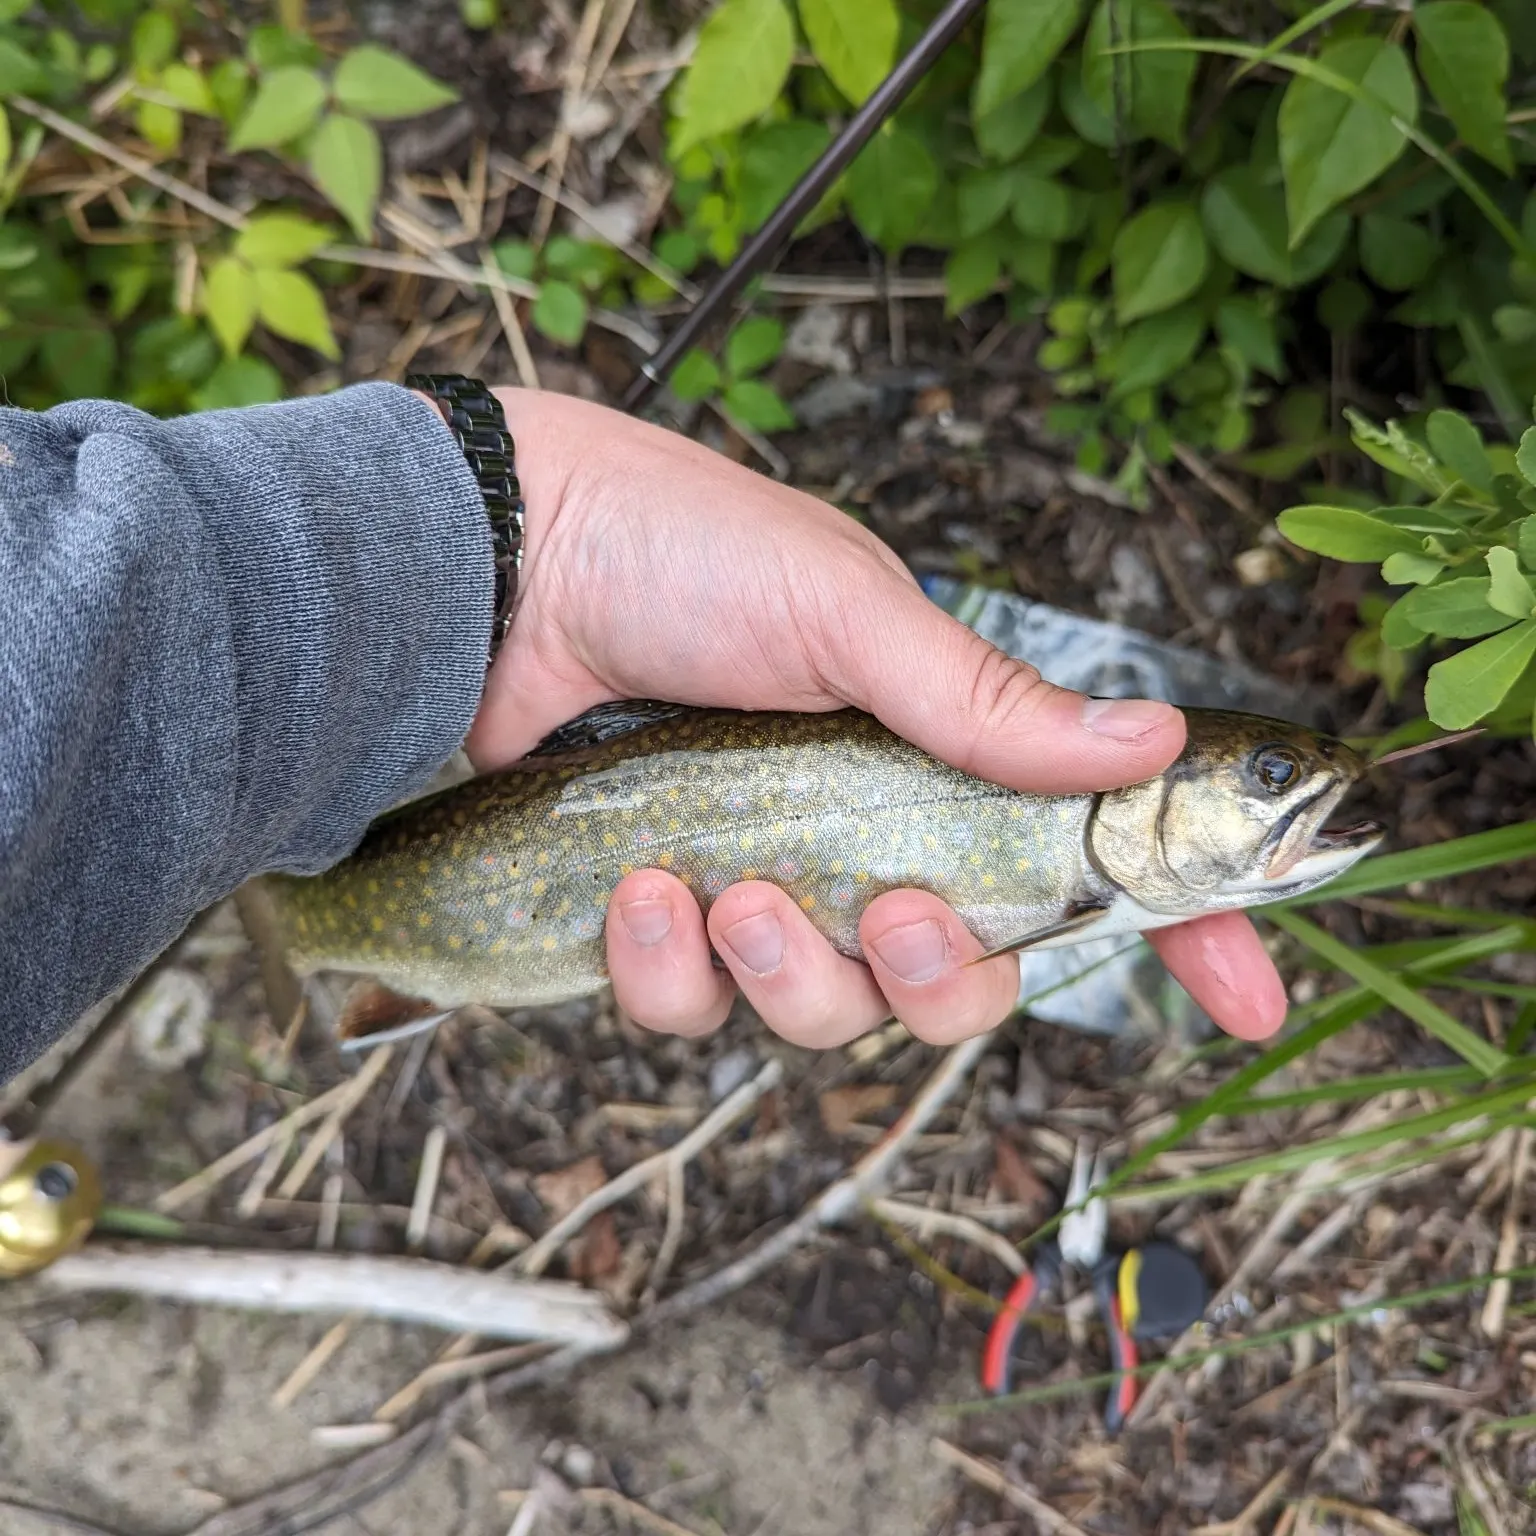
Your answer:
[671,349,722,401]
[1400,580,1505,642]
[797,0,897,106]
[673,0,794,152]
[973,72,1051,160]
[235,213,333,269]
[1277,38,1417,246]
[531,280,588,346]
[1111,201,1208,323]
[253,267,339,358]
[1381,551,1445,586]
[132,9,177,71]
[1424,619,1536,729]
[1347,409,1452,496]
[1007,235,1056,292]
[723,378,796,432]
[158,62,216,115]
[1200,166,1348,287]
[1082,0,1196,148]
[1358,212,1439,292]
[724,315,785,378]
[1517,425,1536,487]
[201,256,258,356]
[332,44,458,120]
[1276,505,1424,561]
[1216,295,1283,379]
[228,64,326,151]
[135,99,181,152]
[957,166,1018,239]
[491,238,538,281]
[1414,0,1511,174]
[1011,174,1085,241]
[945,233,1004,316]
[1423,409,1492,494]
[1520,516,1536,569]
[974,0,1085,118]
[0,38,42,95]
[246,25,322,70]
[306,112,381,241]
[1380,594,1425,651]
[542,236,615,288]
[208,58,250,124]
[846,124,937,252]
[40,327,115,397]
[739,120,833,231]
[1487,546,1536,619]
[191,354,284,411]
[1104,303,1204,399]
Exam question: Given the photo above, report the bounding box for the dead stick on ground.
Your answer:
[500,1486,708,1536]
[517,1057,784,1277]
[277,1045,396,1200]
[480,251,541,389]
[1481,1120,1532,1339]
[869,1196,1025,1277]
[483,1033,992,1396]
[930,1439,1094,1536]
[1190,1467,1292,1536]
[534,0,608,246]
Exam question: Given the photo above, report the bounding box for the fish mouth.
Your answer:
[1264,782,1384,883]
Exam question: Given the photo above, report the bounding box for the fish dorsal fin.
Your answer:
[335,982,452,1050]
[964,902,1111,966]
[529,700,697,758]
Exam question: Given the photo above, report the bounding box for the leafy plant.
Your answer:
[1278,402,1536,739]
[669,314,796,432]
[658,0,1536,477]
[492,235,627,348]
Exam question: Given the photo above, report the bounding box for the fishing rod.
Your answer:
[621,0,990,412]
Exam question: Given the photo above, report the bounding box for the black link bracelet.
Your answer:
[406,373,524,664]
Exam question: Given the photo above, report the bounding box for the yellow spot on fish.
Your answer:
[542,935,557,951]
[923,835,937,851]
[1016,857,1032,872]
[667,788,680,802]
[829,860,844,875]
[739,834,754,851]
[1009,805,1022,820]
[800,894,816,911]
[532,879,547,896]
[487,891,501,907]
[657,851,674,868]
[557,899,571,917]
[620,862,634,876]
[366,879,380,895]
[417,913,431,927]
[370,916,383,932]
[668,818,682,832]
[981,873,996,888]
[604,832,618,848]
[343,893,357,909]
[451,841,464,859]
[537,851,549,865]
[473,919,488,936]
[490,938,507,955]
[743,868,758,880]
[394,877,405,890]
[773,821,787,836]
[857,823,871,840]
[448,935,463,950]
[417,860,431,874]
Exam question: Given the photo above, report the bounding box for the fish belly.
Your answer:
[271,722,1096,1008]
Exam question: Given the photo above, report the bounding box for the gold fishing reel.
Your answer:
[0,1134,103,1277]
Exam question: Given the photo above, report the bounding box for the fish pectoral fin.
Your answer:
[335,981,453,1050]
[965,903,1112,965]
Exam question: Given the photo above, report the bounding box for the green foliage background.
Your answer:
[0,0,1534,736]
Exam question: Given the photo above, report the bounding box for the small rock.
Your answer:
[708,1048,757,1103]
[1398,1481,1454,1525]
[575,194,647,250]
[1098,545,1164,623]
[561,95,615,140]
[1234,545,1287,586]
[129,969,210,1070]
[559,1443,598,1487]
[791,374,881,428]
[1011,1050,1049,1119]
[785,303,854,374]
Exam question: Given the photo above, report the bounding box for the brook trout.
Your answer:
[268,703,1382,1015]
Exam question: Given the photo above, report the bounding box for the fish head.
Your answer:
[1087,709,1383,917]
[0,1137,102,1277]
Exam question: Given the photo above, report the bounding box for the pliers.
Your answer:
[981,1140,1209,1433]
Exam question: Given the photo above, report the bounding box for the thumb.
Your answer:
[812,570,1187,794]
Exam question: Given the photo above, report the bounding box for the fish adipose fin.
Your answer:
[966,902,1112,965]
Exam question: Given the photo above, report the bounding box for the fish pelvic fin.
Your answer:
[964,902,1112,966]
[335,981,454,1051]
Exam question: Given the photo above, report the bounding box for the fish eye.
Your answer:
[1253,747,1302,793]
[33,1163,77,1202]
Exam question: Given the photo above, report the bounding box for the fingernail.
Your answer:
[871,919,947,984]
[720,911,784,975]
[619,898,673,947]
[1081,697,1176,740]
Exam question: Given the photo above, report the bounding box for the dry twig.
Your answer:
[931,1439,1094,1536]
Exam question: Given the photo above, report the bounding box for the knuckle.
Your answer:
[962,646,1052,744]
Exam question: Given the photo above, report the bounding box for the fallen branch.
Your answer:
[930,1438,1094,1536]
[40,1243,629,1349]
[517,1056,783,1277]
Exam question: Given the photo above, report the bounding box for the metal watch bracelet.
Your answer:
[405,372,524,664]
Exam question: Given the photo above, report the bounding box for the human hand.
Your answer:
[451,388,1286,1047]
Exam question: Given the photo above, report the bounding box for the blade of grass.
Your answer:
[1511,1000,1536,1055]
[1233,0,1358,81]
[1221,1062,1498,1114]
[1269,910,1509,1075]
[1352,899,1536,941]
[1293,822,1536,904]
[950,1264,1536,1415]
[1456,306,1526,441]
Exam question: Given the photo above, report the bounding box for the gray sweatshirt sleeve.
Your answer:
[0,382,493,1081]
